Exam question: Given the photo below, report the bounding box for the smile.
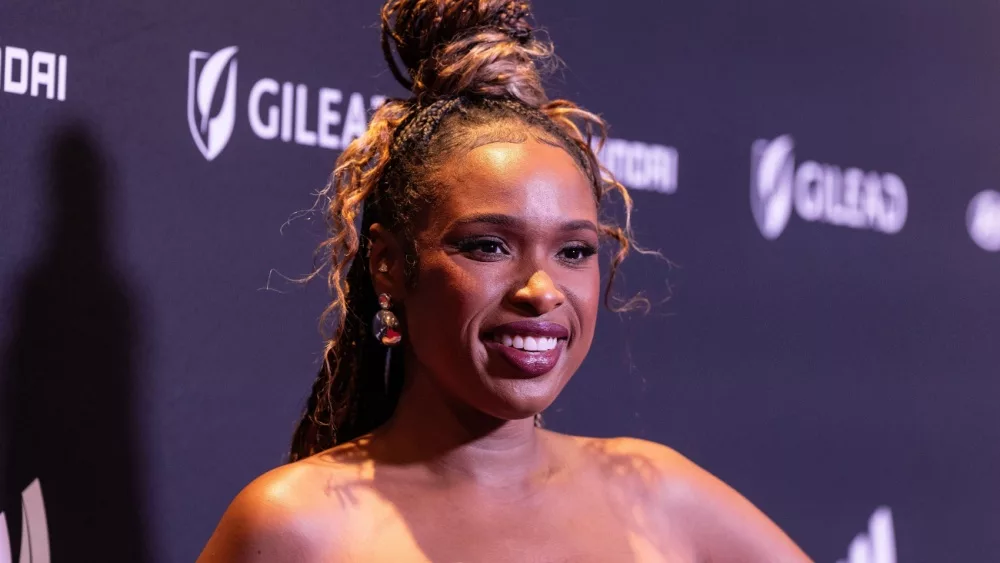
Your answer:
[493,334,559,352]
[485,320,569,377]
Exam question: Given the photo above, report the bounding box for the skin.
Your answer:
[198,137,813,562]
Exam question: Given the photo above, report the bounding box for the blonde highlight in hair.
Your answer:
[289,0,650,462]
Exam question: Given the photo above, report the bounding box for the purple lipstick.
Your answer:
[485,320,569,377]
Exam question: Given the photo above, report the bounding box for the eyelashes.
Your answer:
[560,243,597,261]
[454,236,597,264]
[455,237,507,259]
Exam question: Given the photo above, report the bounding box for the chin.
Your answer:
[481,375,565,421]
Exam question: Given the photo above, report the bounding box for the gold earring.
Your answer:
[378,262,389,273]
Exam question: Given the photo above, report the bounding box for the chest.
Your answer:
[337,484,696,562]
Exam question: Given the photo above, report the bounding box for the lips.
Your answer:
[484,320,569,377]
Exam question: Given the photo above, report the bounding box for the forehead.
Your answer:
[428,139,597,229]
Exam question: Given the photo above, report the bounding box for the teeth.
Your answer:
[494,334,559,352]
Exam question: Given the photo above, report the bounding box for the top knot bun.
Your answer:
[380,0,551,107]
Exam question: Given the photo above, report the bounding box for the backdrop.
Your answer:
[1,1,998,561]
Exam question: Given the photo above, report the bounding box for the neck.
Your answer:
[372,350,551,489]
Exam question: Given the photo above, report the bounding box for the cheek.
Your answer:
[569,267,601,348]
[403,253,502,353]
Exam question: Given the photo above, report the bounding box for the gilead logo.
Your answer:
[188,47,239,161]
[750,135,908,240]
[0,479,50,563]
[837,506,896,563]
[750,135,795,239]
[187,46,386,161]
[0,46,68,101]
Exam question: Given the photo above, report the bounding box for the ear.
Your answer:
[368,223,407,300]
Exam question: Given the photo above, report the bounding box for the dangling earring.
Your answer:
[373,293,402,347]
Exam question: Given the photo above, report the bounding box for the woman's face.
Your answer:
[397,136,600,421]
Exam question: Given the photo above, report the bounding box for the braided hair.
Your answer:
[288,0,643,462]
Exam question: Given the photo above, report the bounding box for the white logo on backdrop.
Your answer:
[186,47,677,181]
[750,135,909,239]
[750,134,795,239]
[186,46,387,162]
[967,189,1000,252]
[1,45,67,101]
[837,506,896,563]
[0,479,50,563]
[188,46,239,161]
[593,138,678,194]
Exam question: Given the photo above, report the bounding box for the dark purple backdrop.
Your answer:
[1,1,998,561]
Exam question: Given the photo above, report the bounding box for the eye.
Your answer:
[457,237,510,261]
[559,243,598,263]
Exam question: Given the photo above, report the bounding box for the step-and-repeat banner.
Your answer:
[1,1,998,561]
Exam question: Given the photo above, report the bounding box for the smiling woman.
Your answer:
[197,0,811,561]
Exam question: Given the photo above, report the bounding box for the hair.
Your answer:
[288,0,647,462]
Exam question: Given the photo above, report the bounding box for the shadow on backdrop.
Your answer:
[1,124,152,562]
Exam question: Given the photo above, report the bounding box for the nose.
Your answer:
[510,269,565,315]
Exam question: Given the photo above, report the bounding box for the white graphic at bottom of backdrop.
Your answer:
[837,506,896,563]
[0,479,50,563]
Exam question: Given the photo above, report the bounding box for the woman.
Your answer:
[199,0,811,560]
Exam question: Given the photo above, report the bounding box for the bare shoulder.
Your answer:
[196,442,376,562]
[571,435,812,563]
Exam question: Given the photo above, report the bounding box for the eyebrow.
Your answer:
[450,213,599,234]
